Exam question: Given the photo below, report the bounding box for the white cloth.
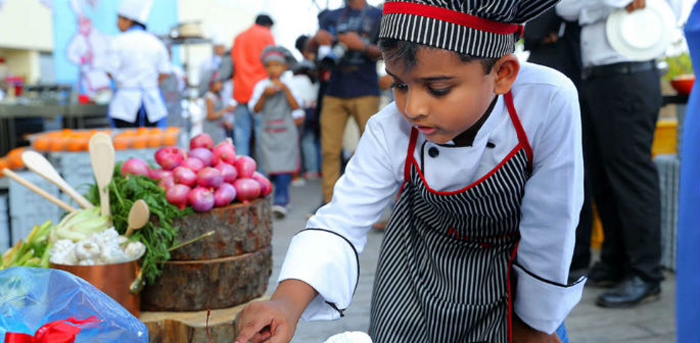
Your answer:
[556,0,682,67]
[278,63,585,334]
[290,74,319,110]
[105,28,171,123]
[118,0,153,23]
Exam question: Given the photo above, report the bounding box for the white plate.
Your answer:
[606,0,676,61]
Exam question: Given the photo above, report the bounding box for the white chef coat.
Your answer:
[556,0,682,67]
[105,27,171,123]
[248,72,303,115]
[278,62,585,333]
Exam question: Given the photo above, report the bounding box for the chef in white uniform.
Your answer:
[236,0,585,342]
[105,0,171,128]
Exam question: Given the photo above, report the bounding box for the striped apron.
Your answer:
[369,92,532,343]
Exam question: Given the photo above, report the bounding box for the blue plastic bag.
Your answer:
[0,267,147,342]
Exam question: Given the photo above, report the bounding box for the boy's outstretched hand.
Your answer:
[512,315,562,343]
[235,280,318,343]
[235,299,297,343]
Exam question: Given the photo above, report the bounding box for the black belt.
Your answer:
[581,60,656,80]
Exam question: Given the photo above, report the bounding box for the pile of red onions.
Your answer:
[146,134,272,212]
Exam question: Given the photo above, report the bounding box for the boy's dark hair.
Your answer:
[295,35,309,54]
[255,14,274,27]
[378,38,497,74]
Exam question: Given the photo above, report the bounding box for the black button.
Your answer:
[428,147,439,158]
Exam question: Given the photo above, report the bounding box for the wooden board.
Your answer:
[141,295,270,343]
[168,198,272,261]
[141,246,271,312]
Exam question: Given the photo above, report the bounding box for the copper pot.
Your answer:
[50,260,141,317]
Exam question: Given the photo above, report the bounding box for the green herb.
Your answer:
[87,164,193,284]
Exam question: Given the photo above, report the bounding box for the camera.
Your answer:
[319,42,348,69]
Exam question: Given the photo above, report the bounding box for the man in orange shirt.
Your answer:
[231,14,275,157]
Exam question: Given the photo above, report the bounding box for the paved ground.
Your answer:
[266,179,677,343]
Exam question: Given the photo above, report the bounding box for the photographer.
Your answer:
[309,0,383,205]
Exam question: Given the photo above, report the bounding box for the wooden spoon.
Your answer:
[124,200,149,237]
[2,168,77,213]
[21,151,94,209]
[89,133,115,218]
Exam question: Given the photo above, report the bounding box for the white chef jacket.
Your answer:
[248,72,303,115]
[556,0,682,67]
[278,62,585,334]
[104,27,171,123]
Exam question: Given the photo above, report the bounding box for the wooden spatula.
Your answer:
[125,200,149,237]
[21,151,94,209]
[89,133,115,218]
[2,168,77,213]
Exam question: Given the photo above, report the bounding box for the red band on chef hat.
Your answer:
[383,2,524,36]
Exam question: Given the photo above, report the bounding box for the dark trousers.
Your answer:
[580,63,663,282]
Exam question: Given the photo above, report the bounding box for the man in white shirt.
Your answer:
[556,0,681,308]
[105,0,171,128]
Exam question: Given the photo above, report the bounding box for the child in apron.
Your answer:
[249,46,302,218]
[236,1,585,342]
[202,72,234,144]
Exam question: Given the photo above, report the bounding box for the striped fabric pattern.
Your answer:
[379,0,559,58]
[368,92,532,342]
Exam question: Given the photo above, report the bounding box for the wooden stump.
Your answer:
[168,198,272,261]
[141,246,271,312]
[141,296,270,343]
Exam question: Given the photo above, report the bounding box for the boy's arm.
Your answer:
[277,111,403,322]
[279,82,300,110]
[249,80,267,114]
[513,78,585,334]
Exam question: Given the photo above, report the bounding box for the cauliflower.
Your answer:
[75,240,101,261]
[49,239,78,265]
[99,246,130,264]
[78,259,96,266]
[123,241,146,260]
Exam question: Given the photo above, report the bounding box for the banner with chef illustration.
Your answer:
[53,0,177,97]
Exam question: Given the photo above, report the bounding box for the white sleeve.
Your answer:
[278,115,402,321]
[248,80,267,114]
[556,0,631,24]
[513,79,586,334]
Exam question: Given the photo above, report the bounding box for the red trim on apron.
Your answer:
[504,91,532,169]
[507,242,521,343]
[404,91,531,193]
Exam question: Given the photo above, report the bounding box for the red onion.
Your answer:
[189,148,214,167]
[181,157,205,173]
[120,158,151,177]
[173,166,197,187]
[214,183,237,207]
[158,175,175,190]
[212,142,237,165]
[154,146,185,170]
[149,168,173,180]
[235,156,257,179]
[197,167,223,189]
[188,187,215,212]
[189,133,214,150]
[233,178,261,203]
[215,162,238,183]
[166,184,190,210]
[252,172,273,197]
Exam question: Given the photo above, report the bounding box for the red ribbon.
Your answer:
[4,316,101,343]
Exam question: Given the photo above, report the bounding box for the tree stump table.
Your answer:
[141,198,272,312]
[140,295,269,343]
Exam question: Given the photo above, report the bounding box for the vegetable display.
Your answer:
[1,220,53,269]
[136,134,273,212]
[87,169,193,284]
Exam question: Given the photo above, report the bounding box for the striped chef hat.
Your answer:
[379,0,559,58]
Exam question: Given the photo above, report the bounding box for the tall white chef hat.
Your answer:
[118,0,153,24]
